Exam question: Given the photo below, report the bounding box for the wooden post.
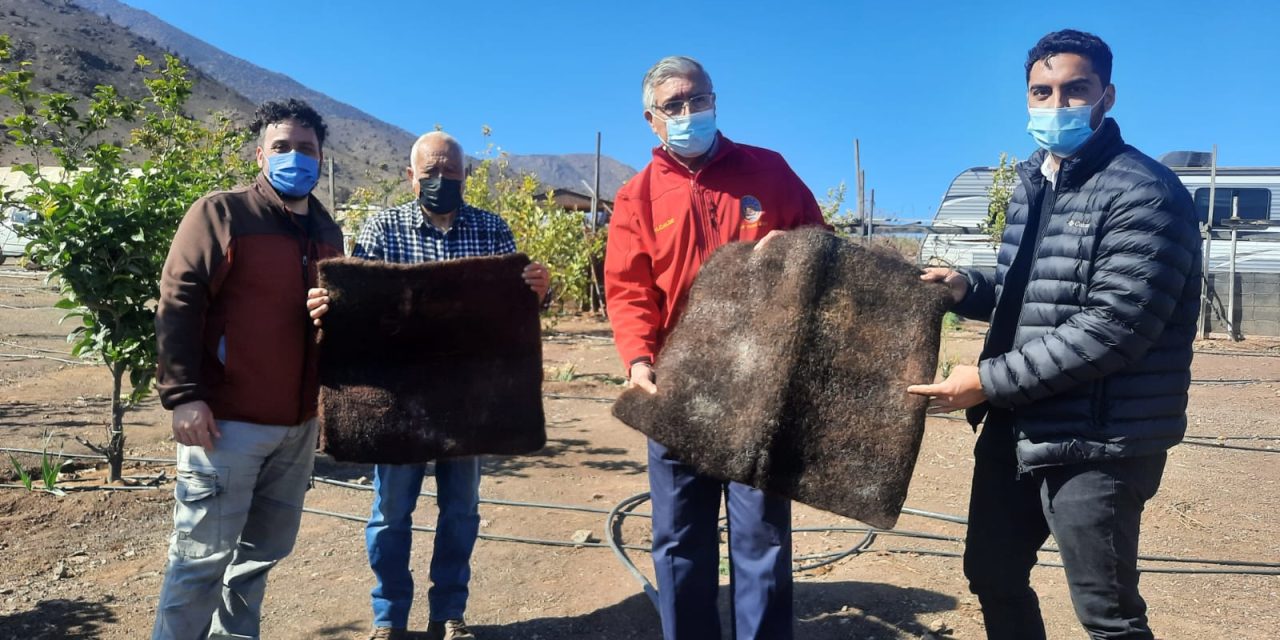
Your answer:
[1199,145,1216,339]
[1228,192,1241,341]
[854,139,864,234]
[867,188,875,243]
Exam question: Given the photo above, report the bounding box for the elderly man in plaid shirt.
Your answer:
[308,131,549,640]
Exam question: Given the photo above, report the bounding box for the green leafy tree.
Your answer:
[1,37,254,482]
[983,152,1019,246]
[819,180,858,238]
[339,171,412,246]
[464,130,605,314]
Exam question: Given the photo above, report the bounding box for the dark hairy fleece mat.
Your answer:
[612,228,950,529]
[317,254,545,464]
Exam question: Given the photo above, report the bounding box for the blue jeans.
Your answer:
[152,419,317,640]
[647,439,793,640]
[964,418,1167,640]
[366,457,481,628]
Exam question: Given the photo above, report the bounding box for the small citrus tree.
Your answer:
[983,152,1019,246]
[819,181,858,238]
[0,37,254,482]
[464,131,605,313]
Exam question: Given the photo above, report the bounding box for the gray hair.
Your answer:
[641,56,713,110]
[409,131,464,168]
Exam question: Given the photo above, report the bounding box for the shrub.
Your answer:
[0,36,254,482]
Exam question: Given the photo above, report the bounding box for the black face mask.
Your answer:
[418,176,464,215]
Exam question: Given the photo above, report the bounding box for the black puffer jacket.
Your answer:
[953,119,1202,469]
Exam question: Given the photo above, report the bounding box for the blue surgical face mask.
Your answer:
[1026,96,1105,157]
[661,109,717,158]
[265,151,321,199]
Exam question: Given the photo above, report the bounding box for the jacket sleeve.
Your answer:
[952,267,997,320]
[979,180,1199,407]
[604,195,662,371]
[781,158,832,231]
[155,198,230,409]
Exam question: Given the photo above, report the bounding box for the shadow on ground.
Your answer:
[314,436,646,482]
[306,620,366,639]
[471,580,958,639]
[0,597,119,639]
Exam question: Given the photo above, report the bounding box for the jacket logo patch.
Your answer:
[1065,211,1093,232]
[741,196,764,223]
[654,217,675,233]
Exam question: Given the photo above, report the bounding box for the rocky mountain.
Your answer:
[1,0,259,164]
[67,0,636,198]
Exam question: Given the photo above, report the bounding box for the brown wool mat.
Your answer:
[612,228,949,528]
[317,254,545,464]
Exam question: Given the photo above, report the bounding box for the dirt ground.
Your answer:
[1,262,1278,639]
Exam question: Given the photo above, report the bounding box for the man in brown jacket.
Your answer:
[151,99,344,640]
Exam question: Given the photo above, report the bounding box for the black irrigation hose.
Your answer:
[606,491,660,608]
[0,482,155,492]
[1178,439,1279,454]
[0,481,152,491]
[312,476,651,518]
[300,506,649,551]
[543,393,617,403]
[5,450,1279,581]
[1190,378,1280,385]
[600,493,1280,596]
[0,447,176,465]
[1185,435,1280,441]
[1195,349,1280,359]
[793,530,877,572]
[874,548,1280,575]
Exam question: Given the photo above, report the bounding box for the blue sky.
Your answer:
[122,0,1278,221]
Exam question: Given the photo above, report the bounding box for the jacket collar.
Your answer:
[651,132,737,177]
[251,172,329,224]
[1017,118,1127,191]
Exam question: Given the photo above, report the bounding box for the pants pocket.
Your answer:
[172,467,224,559]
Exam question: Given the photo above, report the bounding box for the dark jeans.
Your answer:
[964,420,1167,640]
[647,439,793,640]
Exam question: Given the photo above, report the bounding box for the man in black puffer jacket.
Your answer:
[908,30,1201,640]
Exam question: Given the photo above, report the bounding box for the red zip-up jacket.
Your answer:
[604,135,826,371]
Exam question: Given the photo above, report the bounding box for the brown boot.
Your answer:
[425,619,476,640]
[367,627,410,640]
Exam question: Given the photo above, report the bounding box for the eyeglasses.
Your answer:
[652,93,715,118]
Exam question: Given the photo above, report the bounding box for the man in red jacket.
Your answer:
[604,55,825,640]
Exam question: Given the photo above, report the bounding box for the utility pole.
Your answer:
[327,156,336,212]
[590,132,605,316]
[854,139,863,219]
[592,132,601,232]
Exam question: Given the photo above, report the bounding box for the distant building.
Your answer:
[535,188,612,228]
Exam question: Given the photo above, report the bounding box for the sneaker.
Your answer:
[426,619,476,640]
[367,627,410,640]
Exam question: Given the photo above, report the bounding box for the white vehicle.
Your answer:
[920,152,1280,336]
[0,206,34,265]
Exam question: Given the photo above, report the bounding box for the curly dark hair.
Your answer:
[249,98,328,148]
[1025,29,1113,86]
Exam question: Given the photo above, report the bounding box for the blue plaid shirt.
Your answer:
[353,201,517,264]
